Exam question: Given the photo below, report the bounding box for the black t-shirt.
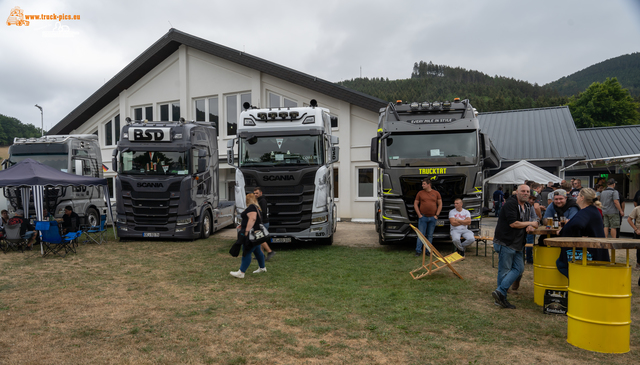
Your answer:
[62,212,80,230]
[569,187,582,199]
[240,204,262,232]
[257,196,269,224]
[634,190,640,206]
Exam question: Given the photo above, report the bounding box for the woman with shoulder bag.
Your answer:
[230,193,267,278]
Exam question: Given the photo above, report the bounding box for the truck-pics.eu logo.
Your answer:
[6,6,80,26]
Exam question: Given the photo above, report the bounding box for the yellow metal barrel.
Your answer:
[533,245,568,306]
[567,261,632,353]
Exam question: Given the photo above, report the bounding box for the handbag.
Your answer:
[229,240,242,257]
[249,224,270,245]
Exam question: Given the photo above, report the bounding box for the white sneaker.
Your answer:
[230,270,245,278]
[253,267,267,274]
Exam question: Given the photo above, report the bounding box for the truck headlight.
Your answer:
[312,215,328,224]
[177,217,193,225]
[117,217,126,224]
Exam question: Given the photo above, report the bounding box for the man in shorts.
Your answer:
[600,178,625,238]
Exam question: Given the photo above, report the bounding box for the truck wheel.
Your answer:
[86,207,99,228]
[201,210,212,239]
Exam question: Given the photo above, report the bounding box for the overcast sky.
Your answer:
[1,0,639,132]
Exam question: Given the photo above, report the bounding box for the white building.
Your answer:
[48,29,387,221]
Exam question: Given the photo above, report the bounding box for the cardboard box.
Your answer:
[543,289,568,315]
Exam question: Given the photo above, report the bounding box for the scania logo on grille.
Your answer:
[137,182,164,188]
[263,175,295,181]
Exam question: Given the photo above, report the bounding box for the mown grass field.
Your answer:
[1,232,638,364]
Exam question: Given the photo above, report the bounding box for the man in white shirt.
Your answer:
[449,198,474,257]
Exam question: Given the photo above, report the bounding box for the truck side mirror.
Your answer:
[111,149,118,173]
[198,158,207,173]
[331,135,339,145]
[370,137,379,163]
[74,159,83,176]
[227,139,236,167]
[330,146,339,163]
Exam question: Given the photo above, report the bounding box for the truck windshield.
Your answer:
[120,151,189,175]
[239,135,324,167]
[386,130,477,167]
[10,154,68,171]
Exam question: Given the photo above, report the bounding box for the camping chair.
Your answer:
[2,223,28,253]
[82,215,106,244]
[36,221,80,257]
[409,224,465,280]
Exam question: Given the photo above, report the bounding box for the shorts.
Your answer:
[23,231,35,240]
[603,214,620,229]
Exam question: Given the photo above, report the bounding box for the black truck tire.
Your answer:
[201,210,212,239]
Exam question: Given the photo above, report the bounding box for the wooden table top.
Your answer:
[544,237,640,249]
[532,228,560,235]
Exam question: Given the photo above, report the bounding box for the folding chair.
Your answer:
[37,221,80,257]
[2,223,28,253]
[82,215,106,244]
[409,224,465,280]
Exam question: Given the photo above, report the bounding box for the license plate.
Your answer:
[271,237,291,243]
[143,232,160,237]
[436,220,445,227]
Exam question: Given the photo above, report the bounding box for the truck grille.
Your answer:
[121,181,182,226]
[261,172,315,233]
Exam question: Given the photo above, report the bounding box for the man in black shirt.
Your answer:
[492,184,539,309]
[61,205,80,234]
[254,188,276,261]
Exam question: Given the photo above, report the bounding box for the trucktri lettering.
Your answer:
[263,175,295,181]
[136,182,164,188]
[419,168,447,175]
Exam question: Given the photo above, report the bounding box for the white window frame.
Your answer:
[132,105,153,121]
[355,166,377,201]
[267,91,297,108]
[158,101,181,121]
[224,92,251,138]
[194,96,220,135]
[103,114,120,147]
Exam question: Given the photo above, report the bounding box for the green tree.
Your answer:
[0,114,44,145]
[567,78,640,128]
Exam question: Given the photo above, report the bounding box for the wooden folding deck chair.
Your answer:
[409,224,464,280]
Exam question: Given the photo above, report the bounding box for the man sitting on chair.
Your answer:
[449,198,474,257]
[61,206,80,234]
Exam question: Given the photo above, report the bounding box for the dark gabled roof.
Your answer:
[577,124,640,160]
[49,29,387,135]
[477,106,586,161]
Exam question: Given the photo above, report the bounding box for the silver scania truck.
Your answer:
[112,118,234,240]
[370,99,500,244]
[227,100,339,245]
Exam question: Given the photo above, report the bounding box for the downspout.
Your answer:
[560,158,565,179]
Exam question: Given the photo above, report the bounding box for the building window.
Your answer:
[268,92,297,108]
[158,102,180,121]
[226,92,250,136]
[357,168,375,198]
[331,114,338,129]
[133,106,152,121]
[103,114,120,147]
[194,97,219,136]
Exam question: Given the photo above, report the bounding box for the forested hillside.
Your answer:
[338,61,569,113]
[0,114,43,145]
[545,53,640,97]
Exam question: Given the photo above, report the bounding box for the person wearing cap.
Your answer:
[7,209,35,250]
[600,178,625,238]
[543,189,580,222]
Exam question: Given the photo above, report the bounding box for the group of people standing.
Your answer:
[491,176,633,309]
